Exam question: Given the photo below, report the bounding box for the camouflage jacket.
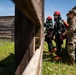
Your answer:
[44,20,54,32]
[52,19,65,36]
[67,18,76,42]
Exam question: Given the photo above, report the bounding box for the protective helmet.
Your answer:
[47,16,52,20]
[54,11,60,16]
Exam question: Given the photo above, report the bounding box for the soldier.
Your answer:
[44,16,56,52]
[52,11,66,60]
[66,10,76,65]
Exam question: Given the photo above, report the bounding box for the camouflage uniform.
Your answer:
[44,19,54,32]
[67,17,76,64]
[44,19,54,52]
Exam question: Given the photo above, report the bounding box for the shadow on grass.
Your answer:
[43,48,70,64]
[0,53,15,75]
[61,48,70,63]
[43,50,54,62]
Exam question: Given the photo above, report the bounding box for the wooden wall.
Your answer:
[0,16,14,40]
[14,0,44,75]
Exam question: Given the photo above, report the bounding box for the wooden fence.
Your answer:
[13,0,44,75]
[0,16,14,40]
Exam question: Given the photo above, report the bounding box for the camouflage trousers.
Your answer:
[68,41,76,64]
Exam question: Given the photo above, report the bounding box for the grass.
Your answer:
[42,40,76,75]
[0,40,15,75]
[0,39,76,75]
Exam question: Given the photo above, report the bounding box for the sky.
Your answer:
[0,0,76,21]
[45,0,76,21]
[0,0,15,16]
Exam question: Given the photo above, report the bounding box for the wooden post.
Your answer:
[15,7,35,75]
[14,0,44,75]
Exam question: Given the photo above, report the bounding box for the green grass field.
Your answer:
[0,40,15,75]
[42,40,76,75]
[0,39,76,75]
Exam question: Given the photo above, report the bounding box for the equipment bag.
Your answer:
[62,20,69,28]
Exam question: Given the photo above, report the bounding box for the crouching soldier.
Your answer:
[44,16,56,52]
[66,10,76,65]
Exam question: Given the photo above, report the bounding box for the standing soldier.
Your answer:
[66,10,76,65]
[52,11,66,60]
[44,16,56,52]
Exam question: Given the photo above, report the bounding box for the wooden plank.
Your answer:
[15,7,35,75]
[0,31,12,33]
[22,34,44,75]
[22,47,42,75]
[0,28,14,30]
[13,0,43,26]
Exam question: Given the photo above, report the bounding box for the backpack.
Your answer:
[62,20,69,28]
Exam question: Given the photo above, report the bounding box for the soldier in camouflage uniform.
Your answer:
[52,11,66,60]
[44,16,55,52]
[66,10,76,65]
